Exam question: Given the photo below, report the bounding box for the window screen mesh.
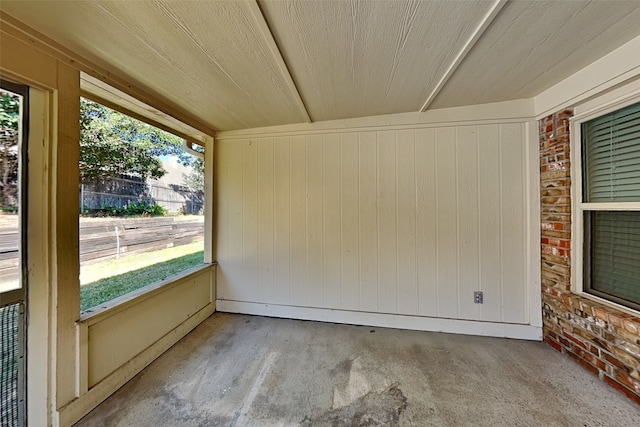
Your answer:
[582,102,640,202]
[0,303,21,427]
[587,211,640,307]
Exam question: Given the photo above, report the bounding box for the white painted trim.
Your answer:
[535,33,640,119]
[26,87,52,427]
[419,0,508,112]
[573,78,640,118]
[526,121,543,328]
[579,202,640,211]
[246,0,311,123]
[570,116,584,296]
[204,136,215,265]
[57,303,215,427]
[215,99,535,140]
[216,300,543,341]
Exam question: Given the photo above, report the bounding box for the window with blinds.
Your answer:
[581,101,640,310]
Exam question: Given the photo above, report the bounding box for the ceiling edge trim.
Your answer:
[534,33,640,119]
[248,0,312,123]
[419,0,508,113]
[0,11,218,139]
[215,98,535,140]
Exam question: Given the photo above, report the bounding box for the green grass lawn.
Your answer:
[80,243,204,312]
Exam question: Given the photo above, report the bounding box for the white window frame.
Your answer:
[571,83,640,315]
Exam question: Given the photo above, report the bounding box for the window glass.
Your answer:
[586,211,640,308]
[582,102,640,202]
[582,101,640,310]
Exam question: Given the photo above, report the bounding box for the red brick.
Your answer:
[572,326,597,343]
[603,352,628,371]
[573,346,606,370]
[545,336,562,352]
[542,286,560,297]
[592,306,610,322]
[557,109,574,119]
[569,298,582,311]
[567,350,600,376]
[622,319,640,337]
[608,312,633,328]
[614,370,640,393]
[603,376,640,404]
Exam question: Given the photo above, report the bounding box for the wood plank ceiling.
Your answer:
[2,0,640,131]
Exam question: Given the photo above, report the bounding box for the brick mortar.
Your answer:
[539,110,640,404]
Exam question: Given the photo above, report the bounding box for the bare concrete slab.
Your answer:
[75,313,640,426]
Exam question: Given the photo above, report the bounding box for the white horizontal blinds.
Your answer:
[590,211,640,306]
[582,102,640,202]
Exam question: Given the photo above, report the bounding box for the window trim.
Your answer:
[77,87,214,314]
[571,91,640,315]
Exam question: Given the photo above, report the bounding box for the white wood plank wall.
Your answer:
[216,123,530,324]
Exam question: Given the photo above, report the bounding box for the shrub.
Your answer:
[83,201,167,217]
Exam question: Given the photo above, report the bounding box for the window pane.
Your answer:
[582,102,640,202]
[587,211,640,308]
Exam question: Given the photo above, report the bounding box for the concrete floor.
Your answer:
[76,313,639,426]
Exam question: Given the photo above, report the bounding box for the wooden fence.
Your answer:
[81,176,204,214]
[0,217,204,285]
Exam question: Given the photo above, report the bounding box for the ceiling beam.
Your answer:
[247,0,312,123]
[419,0,508,112]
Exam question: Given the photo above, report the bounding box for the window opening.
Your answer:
[79,98,204,313]
[581,101,640,310]
[0,79,28,427]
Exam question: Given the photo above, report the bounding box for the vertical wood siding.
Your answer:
[216,123,530,324]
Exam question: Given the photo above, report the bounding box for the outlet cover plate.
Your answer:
[474,291,483,304]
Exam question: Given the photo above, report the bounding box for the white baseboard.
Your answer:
[217,300,542,341]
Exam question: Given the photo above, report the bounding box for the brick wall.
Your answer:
[540,110,640,404]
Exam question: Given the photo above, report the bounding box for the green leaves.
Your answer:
[182,157,204,192]
[0,91,20,130]
[83,201,168,217]
[1,91,20,210]
[80,98,195,183]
